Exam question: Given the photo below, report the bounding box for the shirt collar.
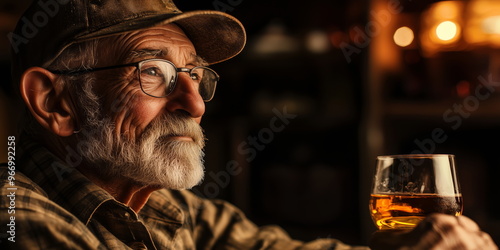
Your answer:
[18,138,186,228]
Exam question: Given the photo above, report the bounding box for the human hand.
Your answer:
[369,214,497,250]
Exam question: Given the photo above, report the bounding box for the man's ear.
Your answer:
[19,67,77,137]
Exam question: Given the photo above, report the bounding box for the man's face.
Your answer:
[97,23,206,139]
[75,24,207,189]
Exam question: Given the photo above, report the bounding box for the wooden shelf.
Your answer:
[384,97,500,120]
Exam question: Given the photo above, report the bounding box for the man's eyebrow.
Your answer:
[127,49,166,61]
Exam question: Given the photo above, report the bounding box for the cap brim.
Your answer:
[68,10,246,65]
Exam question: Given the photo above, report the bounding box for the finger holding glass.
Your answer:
[369,214,498,250]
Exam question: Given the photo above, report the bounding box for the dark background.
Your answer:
[177,0,367,244]
[2,0,500,246]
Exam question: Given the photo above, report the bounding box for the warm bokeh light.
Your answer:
[456,80,471,98]
[431,1,462,19]
[393,26,414,47]
[420,1,464,56]
[436,21,459,41]
[482,16,500,34]
[465,0,500,47]
[306,30,330,53]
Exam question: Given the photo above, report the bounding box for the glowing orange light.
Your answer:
[420,1,464,56]
[393,27,414,47]
[456,80,471,98]
[482,16,500,34]
[436,21,459,41]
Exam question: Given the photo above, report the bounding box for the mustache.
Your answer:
[139,112,206,147]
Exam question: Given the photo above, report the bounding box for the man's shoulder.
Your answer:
[149,189,245,219]
[151,189,232,209]
[149,189,204,212]
[0,166,98,247]
[0,165,47,196]
[0,165,72,220]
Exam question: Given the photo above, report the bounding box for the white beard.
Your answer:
[79,112,206,190]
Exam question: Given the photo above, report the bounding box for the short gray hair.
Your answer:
[20,39,101,137]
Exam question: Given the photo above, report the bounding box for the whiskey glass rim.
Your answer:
[377,154,455,160]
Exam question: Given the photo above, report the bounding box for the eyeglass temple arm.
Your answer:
[49,62,139,75]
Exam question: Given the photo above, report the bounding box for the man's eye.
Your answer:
[190,72,201,81]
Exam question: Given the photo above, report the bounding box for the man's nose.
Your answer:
[163,73,205,118]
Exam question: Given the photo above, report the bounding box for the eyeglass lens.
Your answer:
[138,60,217,101]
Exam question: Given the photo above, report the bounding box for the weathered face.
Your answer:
[96,23,206,141]
[76,23,207,189]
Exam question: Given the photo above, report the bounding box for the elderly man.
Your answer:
[1,0,497,249]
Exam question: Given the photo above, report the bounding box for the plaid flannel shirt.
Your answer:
[0,139,368,249]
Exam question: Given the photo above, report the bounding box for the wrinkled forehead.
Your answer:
[95,23,200,65]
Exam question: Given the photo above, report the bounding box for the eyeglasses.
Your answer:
[50,59,220,102]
